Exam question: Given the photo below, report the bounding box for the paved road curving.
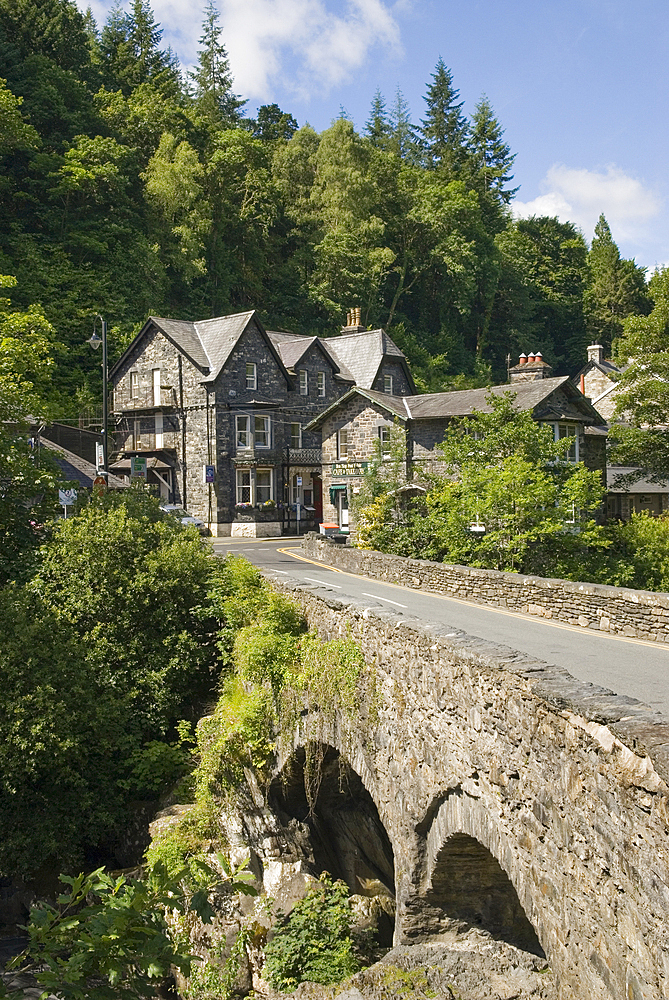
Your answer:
[210,536,669,719]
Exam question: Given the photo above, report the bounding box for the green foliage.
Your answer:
[613,266,669,429]
[0,487,225,880]
[356,393,606,573]
[1,857,256,1000]
[263,874,359,991]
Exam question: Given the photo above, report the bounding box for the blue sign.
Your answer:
[204,465,215,484]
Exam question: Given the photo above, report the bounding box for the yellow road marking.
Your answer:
[275,547,669,652]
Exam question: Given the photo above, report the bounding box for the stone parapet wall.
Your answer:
[301,533,669,643]
[266,572,669,999]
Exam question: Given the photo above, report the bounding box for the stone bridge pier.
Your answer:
[267,581,669,1000]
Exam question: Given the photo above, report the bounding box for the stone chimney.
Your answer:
[340,306,367,335]
[587,344,605,365]
[508,350,553,383]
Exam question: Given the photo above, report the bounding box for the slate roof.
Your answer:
[41,438,128,489]
[306,377,607,430]
[111,312,411,393]
[321,329,408,390]
[607,466,669,493]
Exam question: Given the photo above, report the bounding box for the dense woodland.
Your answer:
[0,0,654,416]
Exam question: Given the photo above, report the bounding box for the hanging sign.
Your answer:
[95,442,104,471]
[130,456,147,480]
[204,465,215,484]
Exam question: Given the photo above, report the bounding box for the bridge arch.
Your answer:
[407,789,546,958]
[269,741,396,945]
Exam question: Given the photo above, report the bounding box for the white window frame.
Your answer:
[256,468,273,504]
[133,418,142,449]
[155,412,163,448]
[383,374,393,395]
[236,469,251,504]
[554,423,579,463]
[290,422,302,450]
[236,414,251,449]
[152,368,161,406]
[317,371,326,397]
[130,371,139,399]
[337,428,348,459]
[378,425,391,458]
[299,369,308,395]
[254,414,271,448]
[246,363,257,390]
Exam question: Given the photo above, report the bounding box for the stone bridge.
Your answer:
[236,577,669,1000]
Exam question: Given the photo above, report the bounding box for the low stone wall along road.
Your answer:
[210,536,669,720]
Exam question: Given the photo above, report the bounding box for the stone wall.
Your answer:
[267,573,669,1000]
[302,534,669,643]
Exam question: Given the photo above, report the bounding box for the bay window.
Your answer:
[255,414,270,447]
[256,469,272,503]
[236,469,251,503]
[236,414,250,448]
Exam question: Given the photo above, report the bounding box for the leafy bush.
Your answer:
[263,874,359,991]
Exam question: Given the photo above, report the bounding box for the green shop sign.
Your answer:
[330,462,369,477]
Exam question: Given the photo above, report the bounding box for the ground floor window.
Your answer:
[256,468,272,503]
[236,469,251,503]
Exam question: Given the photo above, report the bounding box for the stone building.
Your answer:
[574,343,625,422]
[306,369,607,535]
[108,310,413,535]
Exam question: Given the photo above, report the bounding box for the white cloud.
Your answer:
[219,0,402,101]
[513,164,662,245]
[78,0,402,103]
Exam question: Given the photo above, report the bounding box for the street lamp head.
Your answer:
[87,330,102,350]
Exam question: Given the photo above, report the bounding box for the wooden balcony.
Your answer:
[113,387,177,412]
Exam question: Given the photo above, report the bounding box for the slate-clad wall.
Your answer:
[272,576,669,1000]
[372,359,412,396]
[302,534,669,642]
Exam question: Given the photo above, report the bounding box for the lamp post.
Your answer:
[87,316,108,475]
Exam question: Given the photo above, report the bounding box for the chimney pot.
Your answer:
[519,353,527,365]
[354,306,361,325]
[527,353,536,364]
[535,351,543,359]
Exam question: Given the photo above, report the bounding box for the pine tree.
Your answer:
[468,94,517,204]
[189,1,245,128]
[584,215,651,354]
[365,88,390,149]
[99,0,179,95]
[420,57,469,174]
[388,86,418,161]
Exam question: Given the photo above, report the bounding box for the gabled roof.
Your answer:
[305,387,410,430]
[321,328,414,391]
[306,377,607,430]
[575,357,626,381]
[266,330,356,381]
[109,311,293,387]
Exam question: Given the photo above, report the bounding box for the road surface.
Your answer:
[210,536,669,719]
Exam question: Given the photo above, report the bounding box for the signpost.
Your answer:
[59,488,77,517]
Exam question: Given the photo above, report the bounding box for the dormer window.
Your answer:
[299,370,308,395]
[383,374,393,395]
[317,371,325,397]
[246,363,257,390]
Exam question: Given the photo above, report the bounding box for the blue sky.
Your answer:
[79,0,669,271]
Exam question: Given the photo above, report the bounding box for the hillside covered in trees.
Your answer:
[0,0,653,415]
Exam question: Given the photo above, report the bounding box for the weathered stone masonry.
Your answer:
[267,574,669,1000]
[302,534,669,643]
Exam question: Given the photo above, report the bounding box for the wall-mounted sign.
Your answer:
[296,475,302,486]
[330,462,369,477]
[130,456,147,480]
[204,465,215,484]
[95,442,104,471]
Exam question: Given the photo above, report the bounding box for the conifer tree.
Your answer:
[365,88,390,149]
[388,86,418,161]
[469,94,517,204]
[420,57,469,174]
[584,214,650,353]
[189,1,245,128]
